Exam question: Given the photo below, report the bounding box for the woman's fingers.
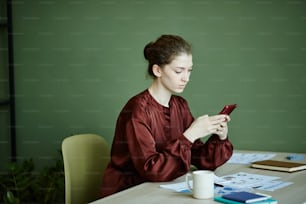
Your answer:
[209,115,230,125]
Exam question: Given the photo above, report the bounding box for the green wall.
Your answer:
[9,0,306,169]
[0,0,10,169]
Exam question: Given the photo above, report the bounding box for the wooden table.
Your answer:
[90,150,306,204]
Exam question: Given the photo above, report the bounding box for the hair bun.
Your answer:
[143,42,154,61]
[143,34,191,78]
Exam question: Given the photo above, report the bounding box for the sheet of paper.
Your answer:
[160,182,253,195]
[256,180,293,191]
[160,181,189,192]
[160,172,292,193]
[215,172,280,189]
[160,175,227,192]
[214,186,254,195]
[160,182,250,195]
[160,181,256,195]
[227,152,276,164]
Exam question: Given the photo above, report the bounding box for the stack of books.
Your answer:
[214,191,278,204]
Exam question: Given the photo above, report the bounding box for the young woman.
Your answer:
[101,34,233,197]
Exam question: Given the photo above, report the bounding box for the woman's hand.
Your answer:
[215,116,230,140]
[184,114,230,142]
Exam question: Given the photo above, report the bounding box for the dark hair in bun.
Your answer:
[143,34,192,78]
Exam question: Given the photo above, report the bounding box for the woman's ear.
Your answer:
[152,64,162,77]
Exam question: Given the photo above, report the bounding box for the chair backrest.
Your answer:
[62,134,110,204]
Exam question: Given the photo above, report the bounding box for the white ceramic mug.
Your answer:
[185,170,214,199]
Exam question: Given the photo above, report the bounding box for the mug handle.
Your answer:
[185,172,193,192]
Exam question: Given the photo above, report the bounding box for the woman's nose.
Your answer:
[182,72,190,82]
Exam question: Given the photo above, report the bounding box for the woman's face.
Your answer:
[158,53,193,94]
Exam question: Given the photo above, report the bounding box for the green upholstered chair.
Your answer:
[62,134,110,204]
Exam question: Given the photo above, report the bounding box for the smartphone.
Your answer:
[219,104,237,115]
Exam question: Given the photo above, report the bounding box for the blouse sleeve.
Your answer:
[191,134,233,170]
[178,98,233,170]
[123,109,193,182]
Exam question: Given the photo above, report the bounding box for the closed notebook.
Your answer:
[214,196,278,204]
[222,191,270,203]
[251,160,306,172]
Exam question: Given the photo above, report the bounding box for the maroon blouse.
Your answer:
[101,90,233,197]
